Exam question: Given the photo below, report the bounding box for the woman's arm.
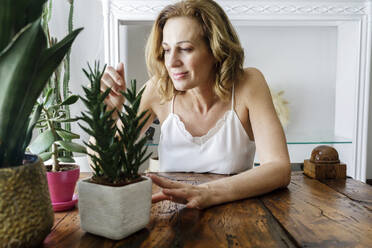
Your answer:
[149,68,290,209]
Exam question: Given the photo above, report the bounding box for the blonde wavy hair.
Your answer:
[145,0,244,102]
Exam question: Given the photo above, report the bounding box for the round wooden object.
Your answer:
[310,145,340,164]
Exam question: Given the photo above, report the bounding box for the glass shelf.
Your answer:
[285,133,352,145]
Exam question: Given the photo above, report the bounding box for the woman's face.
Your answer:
[162,16,216,91]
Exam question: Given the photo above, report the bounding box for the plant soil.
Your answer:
[86,176,145,187]
[45,164,78,172]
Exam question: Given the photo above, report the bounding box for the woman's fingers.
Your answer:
[116,62,126,92]
[100,63,127,111]
[102,66,125,95]
[147,174,185,189]
[162,188,189,199]
[101,73,119,95]
[163,188,190,204]
[163,188,199,205]
[152,191,171,203]
[186,199,200,209]
[148,175,208,209]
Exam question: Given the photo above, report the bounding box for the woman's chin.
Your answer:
[174,86,187,92]
[173,81,190,91]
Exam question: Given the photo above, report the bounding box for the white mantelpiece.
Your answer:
[101,0,372,182]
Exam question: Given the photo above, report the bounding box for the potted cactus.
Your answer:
[77,62,152,240]
[0,0,82,246]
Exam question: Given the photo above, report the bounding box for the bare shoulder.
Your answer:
[236,67,271,104]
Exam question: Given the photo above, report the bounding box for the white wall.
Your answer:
[236,26,338,138]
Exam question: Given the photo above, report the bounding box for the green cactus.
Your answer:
[63,0,75,142]
[0,0,82,168]
[79,62,152,184]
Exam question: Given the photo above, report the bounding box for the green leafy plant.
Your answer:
[79,62,152,184]
[0,0,82,168]
[28,89,86,172]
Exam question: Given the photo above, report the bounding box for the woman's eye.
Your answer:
[163,49,170,53]
[180,48,192,52]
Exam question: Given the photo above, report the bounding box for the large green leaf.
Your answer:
[55,141,86,154]
[60,95,79,106]
[28,129,56,154]
[58,157,75,163]
[0,18,82,167]
[35,28,83,87]
[39,151,53,161]
[54,118,80,123]
[23,103,43,152]
[56,129,80,140]
[21,27,83,126]
[0,20,46,166]
[43,88,54,107]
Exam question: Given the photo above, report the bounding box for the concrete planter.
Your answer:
[78,176,152,240]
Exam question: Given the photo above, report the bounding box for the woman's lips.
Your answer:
[173,72,188,80]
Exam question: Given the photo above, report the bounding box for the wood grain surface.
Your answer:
[320,177,372,208]
[43,171,372,248]
[261,172,372,248]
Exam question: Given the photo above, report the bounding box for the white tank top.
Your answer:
[158,85,256,174]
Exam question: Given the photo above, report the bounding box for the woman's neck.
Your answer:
[185,83,220,115]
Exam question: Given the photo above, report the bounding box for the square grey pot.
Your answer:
[78,176,152,240]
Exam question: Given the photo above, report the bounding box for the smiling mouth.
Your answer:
[173,72,188,79]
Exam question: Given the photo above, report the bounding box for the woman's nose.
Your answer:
[167,51,182,68]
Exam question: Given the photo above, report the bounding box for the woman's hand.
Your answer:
[147,174,214,209]
[100,62,126,115]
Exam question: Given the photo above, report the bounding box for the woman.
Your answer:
[101,0,290,209]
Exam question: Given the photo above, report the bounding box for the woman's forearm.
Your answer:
[200,161,291,207]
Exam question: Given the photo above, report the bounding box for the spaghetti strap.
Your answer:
[231,84,235,111]
[170,95,175,113]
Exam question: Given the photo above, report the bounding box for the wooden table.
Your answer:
[43,172,372,248]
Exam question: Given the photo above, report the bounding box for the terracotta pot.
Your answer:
[0,155,54,247]
[78,176,152,240]
[46,164,80,203]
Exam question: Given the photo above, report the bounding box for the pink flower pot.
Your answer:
[46,165,80,203]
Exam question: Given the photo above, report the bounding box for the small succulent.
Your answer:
[28,89,86,172]
[79,62,152,184]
